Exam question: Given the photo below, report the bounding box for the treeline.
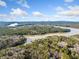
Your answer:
[0,26,70,36]
[0,35,79,59]
[0,35,26,50]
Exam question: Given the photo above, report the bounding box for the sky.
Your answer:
[0,0,79,22]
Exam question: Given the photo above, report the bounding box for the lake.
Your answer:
[25,26,79,43]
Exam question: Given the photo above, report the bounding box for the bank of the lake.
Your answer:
[25,26,79,43]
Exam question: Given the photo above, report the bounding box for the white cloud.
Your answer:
[0,8,28,20]
[17,0,30,8]
[1,5,79,21]
[10,8,28,17]
[32,11,45,17]
[0,14,6,17]
[32,9,79,20]
[0,14,16,21]
[68,5,79,10]
[64,0,74,2]
[32,11,63,20]
[56,6,64,11]
[58,10,79,17]
[22,2,30,8]
[58,6,79,17]
[0,14,16,19]
[0,0,6,7]
[45,6,79,20]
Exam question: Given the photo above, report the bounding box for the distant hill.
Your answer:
[0,21,79,27]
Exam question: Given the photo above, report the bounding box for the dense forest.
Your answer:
[0,35,79,59]
[0,25,70,36]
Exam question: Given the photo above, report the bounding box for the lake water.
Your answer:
[55,26,79,36]
[26,26,79,43]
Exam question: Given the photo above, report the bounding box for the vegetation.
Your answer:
[0,25,70,36]
[0,35,26,50]
[0,22,79,59]
[0,35,79,59]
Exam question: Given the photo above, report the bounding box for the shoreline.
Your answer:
[24,26,79,43]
